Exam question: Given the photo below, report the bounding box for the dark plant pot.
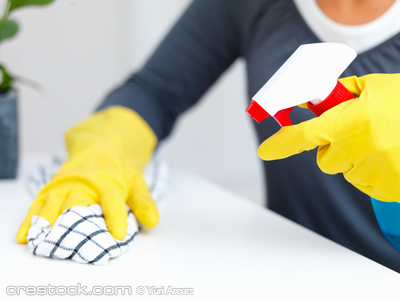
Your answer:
[0,90,18,179]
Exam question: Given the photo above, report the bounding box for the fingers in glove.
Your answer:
[127,175,159,229]
[100,186,128,241]
[316,143,355,175]
[338,76,363,96]
[39,188,70,226]
[16,195,46,244]
[258,117,325,160]
[258,99,363,161]
[61,186,97,213]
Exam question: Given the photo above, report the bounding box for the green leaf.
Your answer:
[0,65,14,92]
[0,19,18,42]
[9,0,54,12]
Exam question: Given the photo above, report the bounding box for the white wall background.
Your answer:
[1,0,264,205]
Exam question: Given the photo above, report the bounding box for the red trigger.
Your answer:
[273,107,294,127]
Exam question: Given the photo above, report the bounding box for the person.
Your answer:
[16,0,400,272]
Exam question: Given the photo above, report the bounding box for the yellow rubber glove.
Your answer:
[17,106,158,243]
[258,74,400,203]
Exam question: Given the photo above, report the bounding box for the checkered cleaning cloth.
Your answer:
[28,205,137,266]
[26,156,168,266]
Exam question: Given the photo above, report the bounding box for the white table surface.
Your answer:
[0,155,399,299]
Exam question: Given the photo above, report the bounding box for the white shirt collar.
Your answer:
[293,0,400,53]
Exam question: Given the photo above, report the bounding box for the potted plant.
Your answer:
[0,0,53,178]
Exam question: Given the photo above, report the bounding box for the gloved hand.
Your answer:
[258,74,400,203]
[17,106,159,243]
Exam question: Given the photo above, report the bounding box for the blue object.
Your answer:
[371,197,400,253]
[0,90,18,179]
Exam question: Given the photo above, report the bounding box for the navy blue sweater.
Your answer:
[98,0,400,272]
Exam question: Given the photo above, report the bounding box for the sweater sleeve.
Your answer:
[97,0,242,140]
